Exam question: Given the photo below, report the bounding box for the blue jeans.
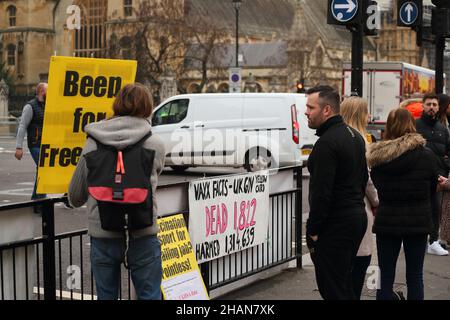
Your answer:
[376,234,428,300]
[91,235,162,300]
[29,147,46,200]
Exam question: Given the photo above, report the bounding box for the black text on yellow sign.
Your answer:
[39,70,119,168]
[158,215,197,281]
[37,56,137,194]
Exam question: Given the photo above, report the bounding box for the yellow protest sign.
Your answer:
[158,215,209,300]
[37,56,137,193]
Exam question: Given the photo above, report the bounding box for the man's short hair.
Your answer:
[306,85,341,114]
[423,93,438,103]
[35,83,47,96]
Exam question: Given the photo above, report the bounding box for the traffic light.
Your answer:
[296,80,305,93]
[397,0,423,28]
[432,7,450,37]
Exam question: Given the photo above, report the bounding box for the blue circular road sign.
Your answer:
[399,2,419,25]
[331,0,359,23]
[231,74,240,83]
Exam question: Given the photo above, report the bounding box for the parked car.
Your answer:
[151,93,317,172]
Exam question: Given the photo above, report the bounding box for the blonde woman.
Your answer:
[341,97,379,299]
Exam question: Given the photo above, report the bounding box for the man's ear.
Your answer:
[323,104,332,117]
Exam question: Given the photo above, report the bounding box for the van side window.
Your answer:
[152,99,189,126]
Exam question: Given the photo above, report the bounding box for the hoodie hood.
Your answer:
[84,116,152,150]
[367,133,426,169]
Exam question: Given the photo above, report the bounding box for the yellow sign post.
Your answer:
[158,214,209,300]
[37,56,137,194]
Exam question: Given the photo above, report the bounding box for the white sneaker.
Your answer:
[427,241,449,256]
[62,202,74,210]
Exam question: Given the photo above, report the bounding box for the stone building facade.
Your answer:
[0,0,404,100]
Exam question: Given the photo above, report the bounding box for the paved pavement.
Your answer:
[220,238,450,300]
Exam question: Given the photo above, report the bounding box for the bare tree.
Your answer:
[0,61,15,95]
[133,0,185,88]
[107,0,228,94]
[180,15,228,93]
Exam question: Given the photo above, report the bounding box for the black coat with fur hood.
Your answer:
[367,133,438,236]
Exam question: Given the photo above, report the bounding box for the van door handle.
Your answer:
[180,126,190,129]
[195,124,205,128]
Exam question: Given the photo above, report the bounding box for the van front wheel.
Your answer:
[244,148,273,172]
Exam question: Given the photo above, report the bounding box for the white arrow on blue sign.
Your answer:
[331,0,358,23]
[399,2,419,25]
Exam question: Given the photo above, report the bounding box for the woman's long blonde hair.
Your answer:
[341,96,369,144]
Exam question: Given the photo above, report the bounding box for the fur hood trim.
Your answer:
[367,133,426,168]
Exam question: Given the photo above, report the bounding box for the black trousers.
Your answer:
[352,255,372,300]
[308,213,367,300]
[430,192,443,244]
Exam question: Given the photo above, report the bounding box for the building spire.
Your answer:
[289,0,311,50]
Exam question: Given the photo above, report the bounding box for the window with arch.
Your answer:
[7,5,16,27]
[188,83,201,94]
[119,36,132,59]
[7,44,16,66]
[124,0,133,17]
[74,0,107,58]
[218,83,229,93]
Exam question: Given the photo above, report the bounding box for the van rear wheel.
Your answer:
[170,165,189,173]
[244,148,273,172]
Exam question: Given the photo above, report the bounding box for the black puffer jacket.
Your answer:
[367,133,438,236]
[416,113,450,176]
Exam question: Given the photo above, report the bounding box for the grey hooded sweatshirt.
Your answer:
[68,116,166,239]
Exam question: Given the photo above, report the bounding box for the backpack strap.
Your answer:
[86,134,115,152]
[122,131,153,151]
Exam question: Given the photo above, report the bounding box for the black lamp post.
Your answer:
[232,0,242,68]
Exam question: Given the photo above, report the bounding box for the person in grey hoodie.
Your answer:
[68,83,165,300]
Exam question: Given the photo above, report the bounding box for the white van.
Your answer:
[151,93,318,172]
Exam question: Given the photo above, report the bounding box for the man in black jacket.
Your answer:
[416,93,450,256]
[305,86,368,300]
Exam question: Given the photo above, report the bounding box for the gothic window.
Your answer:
[217,83,229,93]
[119,36,132,60]
[7,44,16,66]
[124,0,133,17]
[7,5,16,27]
[74,0,107,58]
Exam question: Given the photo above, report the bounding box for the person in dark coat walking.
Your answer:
[367,108,438,300]
[415,93,449,256]
[305,86,368,300]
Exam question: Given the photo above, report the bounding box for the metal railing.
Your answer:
[0,116,19,137]
[0,166,303,300]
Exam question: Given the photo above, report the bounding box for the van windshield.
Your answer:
[152,99,190,126]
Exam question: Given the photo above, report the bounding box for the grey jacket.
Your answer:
[68,116,166,238]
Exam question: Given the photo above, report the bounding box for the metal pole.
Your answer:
[436,36,445,94]
[236,7,239,68]
[42,201,56,300]
[295,166,303,269]
[351,24,364,97]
